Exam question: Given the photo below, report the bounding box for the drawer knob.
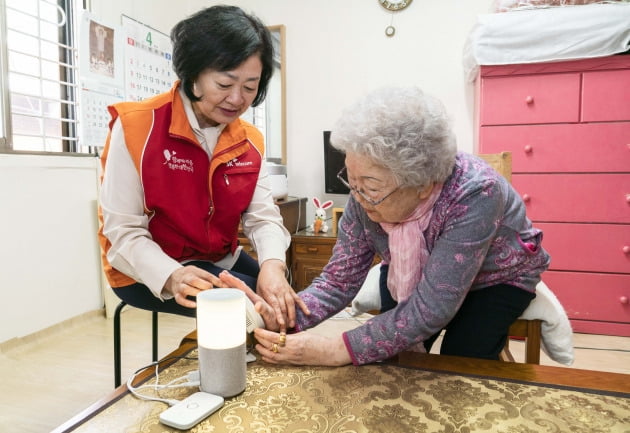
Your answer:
[522,194,531,203]
[524,145,533,153]
[525,96,534,104]
[623,245,630,254]
[626,193,630,203]
[620,296,629,305]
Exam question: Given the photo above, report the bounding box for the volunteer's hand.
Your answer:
[164,265,227,308]
[218,270,280,331]
[256,259,310,332]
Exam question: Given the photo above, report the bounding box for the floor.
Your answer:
[0,308,628,433]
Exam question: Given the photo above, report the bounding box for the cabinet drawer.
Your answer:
[293,242,334,257]
[543,271,630,324]
[537,223,630,273]
[582,69,630,122]
[480,73,580,126]
[292,258,330,290]
[569,320,630,336]
[512,174,630,223]
[479,122,630,173]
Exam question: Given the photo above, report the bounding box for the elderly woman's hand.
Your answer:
[253,328,351,366]
[256,259,310,332]
[218,271,280,331]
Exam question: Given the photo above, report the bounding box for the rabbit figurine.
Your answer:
[308,197,334,233]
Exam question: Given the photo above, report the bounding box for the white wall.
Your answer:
[2,0,493,342]
[92,0,492,213]
[0,155,103,343]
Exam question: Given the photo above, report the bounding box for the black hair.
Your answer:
[170,5,273,107]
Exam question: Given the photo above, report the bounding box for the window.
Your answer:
[1,0,84,154]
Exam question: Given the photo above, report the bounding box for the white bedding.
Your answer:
[351,264,575,365]
[463,3,630,81]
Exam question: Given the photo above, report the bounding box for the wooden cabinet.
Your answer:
[289,227,381,291]
[289,229,337,290]
[238,196,307,263]
[476,56,630,336]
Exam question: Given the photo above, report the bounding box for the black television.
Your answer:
[323,130,349,195]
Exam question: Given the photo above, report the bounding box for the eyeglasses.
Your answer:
[336,166,399,206]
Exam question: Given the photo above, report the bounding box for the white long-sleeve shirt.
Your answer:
[100,88,290,299]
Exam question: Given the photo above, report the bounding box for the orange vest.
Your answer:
[98,83,265,288]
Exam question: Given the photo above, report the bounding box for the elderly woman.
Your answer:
[224,86,550,366]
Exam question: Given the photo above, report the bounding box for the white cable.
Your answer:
[126,361,200,406]
[133,370,200,391]
[127,374,179,406]
[294,198,301,234]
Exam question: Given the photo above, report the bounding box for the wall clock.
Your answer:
[378,0,413,12]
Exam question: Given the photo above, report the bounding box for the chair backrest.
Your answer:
[477,152,512,183]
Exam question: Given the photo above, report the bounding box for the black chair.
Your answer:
[113,301,159,387]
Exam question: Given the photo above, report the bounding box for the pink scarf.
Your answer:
[380,184,443,302]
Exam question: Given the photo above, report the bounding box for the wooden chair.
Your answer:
[500,318,542,364]
[478,151,542,364]
[478,151,512,183]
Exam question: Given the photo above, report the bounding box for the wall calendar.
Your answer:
[78,13,175,151]
[121,15,174,102]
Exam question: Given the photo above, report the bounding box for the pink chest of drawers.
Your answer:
[476,55,630,336]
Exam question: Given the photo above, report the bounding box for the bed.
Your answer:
[463,2,630,81]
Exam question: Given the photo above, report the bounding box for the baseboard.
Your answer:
[0,309,105,354]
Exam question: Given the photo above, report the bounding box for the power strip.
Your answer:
[159,392,224,429]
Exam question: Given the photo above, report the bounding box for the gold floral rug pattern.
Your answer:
[74,352,630,433]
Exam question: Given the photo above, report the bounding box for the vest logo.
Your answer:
[226,157,253,167]
[163,149,194,173]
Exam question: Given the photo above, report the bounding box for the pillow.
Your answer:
[351,264,382,315]
[494,0,628,12]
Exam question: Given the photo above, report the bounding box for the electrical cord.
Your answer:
[126,356,199,406]
[126,351,258,406]
[294,197,302,234]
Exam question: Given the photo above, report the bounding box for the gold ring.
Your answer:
[278,333,287,347]
[271,343,279,353]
